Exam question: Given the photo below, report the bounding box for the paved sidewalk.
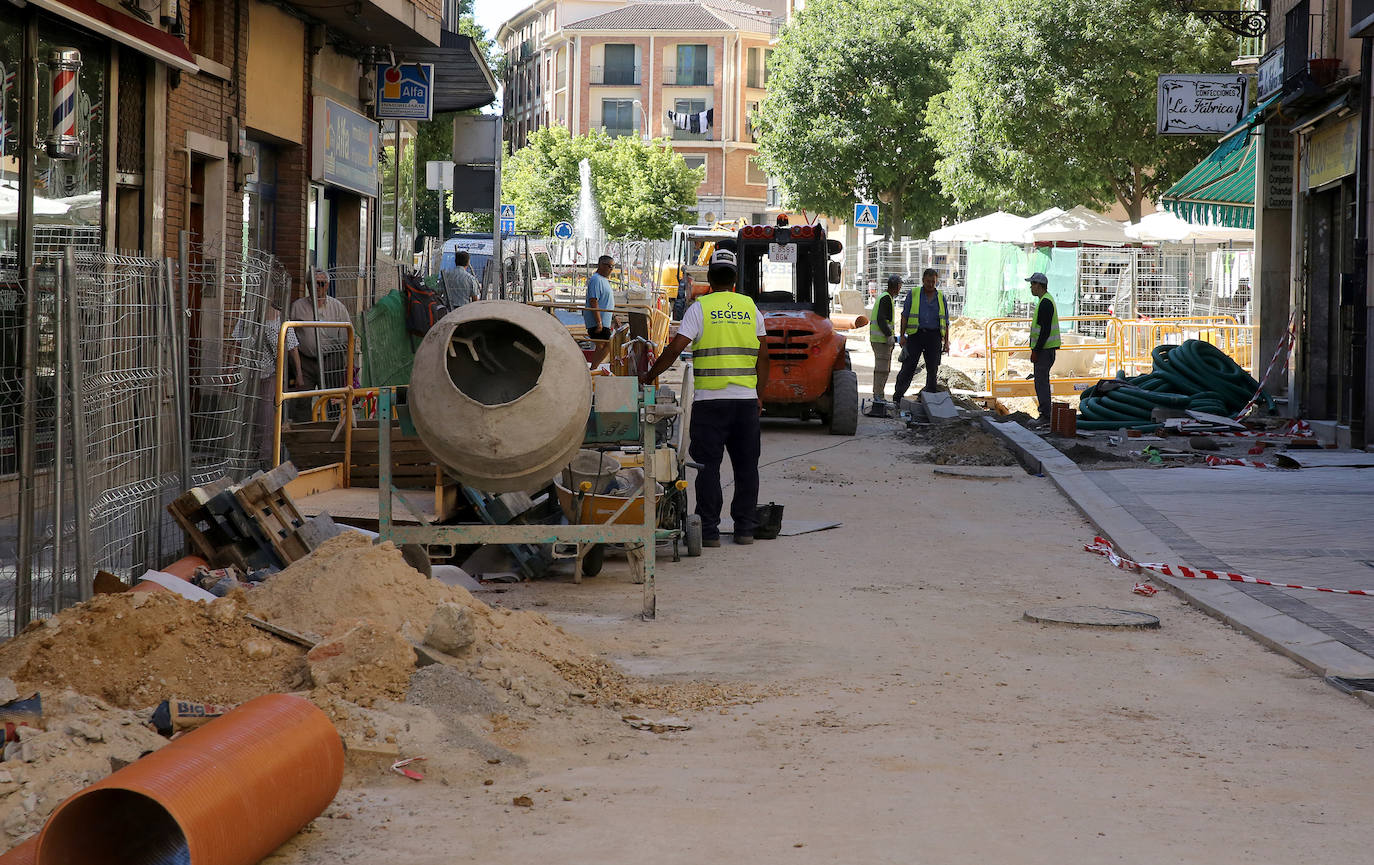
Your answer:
[986,418,1374,684]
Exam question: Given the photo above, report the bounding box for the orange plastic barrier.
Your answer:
[37,694,344,865]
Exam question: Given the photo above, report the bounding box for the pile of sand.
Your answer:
[913,419,1018,467]
[0,593,308,709]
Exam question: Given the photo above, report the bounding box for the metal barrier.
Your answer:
[1120,316,1256,377]
[271,321,357,482]
[985,316,1124,398]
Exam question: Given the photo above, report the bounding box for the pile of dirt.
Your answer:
[0,593,308,709]
[0,687,168,841]
[1054,442,1131,464]
[919,419,1018,467]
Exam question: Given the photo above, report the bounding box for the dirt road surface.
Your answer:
[268,394,1374,864]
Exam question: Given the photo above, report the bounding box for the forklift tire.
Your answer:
[828,369,859,436]
[581,544,606,577]
[685,515,703,557]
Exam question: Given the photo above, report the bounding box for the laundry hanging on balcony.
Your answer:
[666,108,713,135]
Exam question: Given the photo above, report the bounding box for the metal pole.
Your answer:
[493,116,504,300]
[14,21,39,634]
[64,249,93,602]
[145,264,166,572]
[641,385,657,621]
[51,254,66,615]
[177,232,192,491]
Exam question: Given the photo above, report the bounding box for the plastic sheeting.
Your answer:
[1031,247,1079,317]
[962,242,1027,318]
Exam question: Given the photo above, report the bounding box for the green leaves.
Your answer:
[500,128,705,239]
[754,0,963,238]
[925,0,1235,221]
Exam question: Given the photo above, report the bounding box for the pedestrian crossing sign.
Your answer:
[500,218,516,236]
[853,203,879,229]
[500,203,516,219]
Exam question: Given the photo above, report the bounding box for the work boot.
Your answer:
[733,533,754,545]
[703,537,721,548]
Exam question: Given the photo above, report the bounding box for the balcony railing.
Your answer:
[591,65,640,86]
[603,125,638,138]
[769,17,785,42]
[663,66,713,86]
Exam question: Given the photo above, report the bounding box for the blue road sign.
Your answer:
[854,203,879,229]
[553,221,574,239]
[500,203,516,219]
[500,218,517,235]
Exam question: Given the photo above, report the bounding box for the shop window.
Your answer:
[242,140,277,257]
[34,20,107,258]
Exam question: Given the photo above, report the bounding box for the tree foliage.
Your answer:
[501,127,703,239]
[752,0,961,238]
[925,0,1235,221]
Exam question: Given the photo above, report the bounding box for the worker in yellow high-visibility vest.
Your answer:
[1026,271,1061,427]
[893,268,949,405]
[868,275,901,404]
[642,249,769,546]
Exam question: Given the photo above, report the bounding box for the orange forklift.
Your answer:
[734,223,857,435]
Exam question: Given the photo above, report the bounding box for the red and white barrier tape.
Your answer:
[1233,314,1297,420]
[1085,537,1374,596]
[1204,455,1268,469]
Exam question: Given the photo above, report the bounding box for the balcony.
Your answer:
[591,65,641,86]
[663,66,713,87]
[1283,0,1340,88]
[287,0,441,46]
[769,17,785,43]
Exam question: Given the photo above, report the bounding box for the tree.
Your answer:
[926,0,1235,222]
[500,127,704,239]
[752,0,961,238]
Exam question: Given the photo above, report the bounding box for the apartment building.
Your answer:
[498,0,788,224]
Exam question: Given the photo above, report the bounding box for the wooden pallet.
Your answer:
[232,464,310,565]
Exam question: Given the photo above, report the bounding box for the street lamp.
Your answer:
[632,99,650,143]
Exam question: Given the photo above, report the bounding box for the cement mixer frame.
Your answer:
[373,384,667,620]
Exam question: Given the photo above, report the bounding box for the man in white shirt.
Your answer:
[641,249,769,546]
[290,269,353,406]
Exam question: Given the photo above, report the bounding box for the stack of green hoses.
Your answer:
[1076,339,1271,431]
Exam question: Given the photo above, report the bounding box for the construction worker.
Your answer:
[640,249,768,547]
[1027,272,1061,426]
[892,267,949,405]
[868,275,901,405]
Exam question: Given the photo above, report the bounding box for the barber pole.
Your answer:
[46,48,82,160]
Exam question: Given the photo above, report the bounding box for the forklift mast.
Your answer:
[735,224,840,318]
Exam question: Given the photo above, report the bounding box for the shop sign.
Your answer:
[312,98,378,196]
[1264,124,1293,209]
[1156,74,1250,135]
[1256,48,1285,102]
[1305,114,1359,190]
[375,63,434,121]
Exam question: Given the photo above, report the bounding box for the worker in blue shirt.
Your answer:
[892,268,950,405]
[583,255,616,340]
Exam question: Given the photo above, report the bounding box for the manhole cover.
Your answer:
[1023,605,1160,629]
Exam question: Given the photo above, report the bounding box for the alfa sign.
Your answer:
[376,63,435,121]
[1157,75,1249,135]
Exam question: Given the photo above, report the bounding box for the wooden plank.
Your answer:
[295,486,437,524]
[284,463,344,500]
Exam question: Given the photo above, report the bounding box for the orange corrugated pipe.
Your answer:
[36,694,343,865]
[0,839,35,864]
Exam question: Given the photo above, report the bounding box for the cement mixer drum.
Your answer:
[408,300,593,493]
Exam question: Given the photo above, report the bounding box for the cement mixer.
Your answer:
[408,300,592,493]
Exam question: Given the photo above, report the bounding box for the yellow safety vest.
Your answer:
[693,291,761,390]
[1030,294,1062,349]
[868,292,897,344]
[904,289,948,338]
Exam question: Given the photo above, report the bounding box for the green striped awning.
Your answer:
[1160,135,1257,229]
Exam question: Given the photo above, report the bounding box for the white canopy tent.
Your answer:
[1022,205,1130,244]
[1124,210,1254,244]
[928,210,1030,243]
